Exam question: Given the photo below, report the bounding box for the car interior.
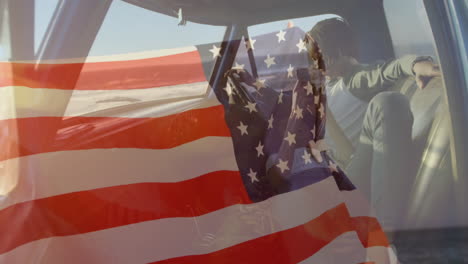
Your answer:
[122,0,454,231]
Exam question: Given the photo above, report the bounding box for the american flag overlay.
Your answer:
[0,27,395,263]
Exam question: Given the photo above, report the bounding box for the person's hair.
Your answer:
[307,17,359,67]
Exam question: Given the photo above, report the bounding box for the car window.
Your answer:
[384,0,437,57]
[90,0,226,56]
[33,0,226,58]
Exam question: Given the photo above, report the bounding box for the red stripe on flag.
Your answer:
[0,51,206,90]
[352,216,390,248]
[0,105,230,161]
[0,170,249,254]
[151,204,356,264]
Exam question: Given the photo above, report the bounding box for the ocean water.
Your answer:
[391,227,468,263]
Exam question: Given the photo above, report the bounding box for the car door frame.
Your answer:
[424,0,468,202]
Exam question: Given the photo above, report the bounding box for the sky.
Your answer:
[0,0,435,59]
[33,0,335,57]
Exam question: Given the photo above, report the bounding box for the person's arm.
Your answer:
[342,55,418,102]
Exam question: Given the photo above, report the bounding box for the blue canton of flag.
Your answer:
[213,27,355,203]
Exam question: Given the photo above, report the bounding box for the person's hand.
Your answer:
[413,60,441,89]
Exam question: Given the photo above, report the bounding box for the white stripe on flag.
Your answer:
[341,190,377,217]
[0,83,216,120]
[3,46,198,64]
[0,137,237,210]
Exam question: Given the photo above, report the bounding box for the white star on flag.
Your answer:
[276,159,290,173]
[247,168,259,183]
[245,101,257,113]
[264,54,276,68]
[246,38,256,50]
[254,78,266,90]
[232,62,245,73]
[287,64,294,78]
[296,39,307,53]
[255,141,264,157]
[276,30,286,43]
[304,81,314,95]
[268,115,274,129]
[209,45,222,58]
[295,106,304,119]
[237,121,248,136]
[302,150,312,164]
[284,131,296,146]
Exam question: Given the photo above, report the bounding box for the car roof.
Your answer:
[122,0,372,26]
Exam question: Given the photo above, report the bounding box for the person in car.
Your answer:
[305,17,441,231]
